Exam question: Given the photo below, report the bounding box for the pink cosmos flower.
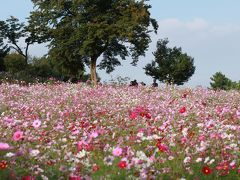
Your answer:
[4,117,13,123]
[198,134,205,141]
[181,137,187,144]
[55,123,64,130]
[32,119,41,129]
[210,133,220,139]
[112,147,123,156]
[236,110,240,118]
[77,140,86,152]
[72,129,79,135]
[90,132,99,138]
[0,142,10,150]
[13,131,23,141]
[149,155,155,162]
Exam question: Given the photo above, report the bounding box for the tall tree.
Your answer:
[29,0,158,85]
[0,16,36,64]
[144,39,195,85]
[0,38,9,71]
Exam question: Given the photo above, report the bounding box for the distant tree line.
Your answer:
[0,0,196,86]
[210,72,240,90]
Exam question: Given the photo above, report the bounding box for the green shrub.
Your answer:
[210,72,240,90]
[4,53,27,73]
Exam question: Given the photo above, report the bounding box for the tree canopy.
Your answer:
[145,39,195,85]
[29,0,158,85]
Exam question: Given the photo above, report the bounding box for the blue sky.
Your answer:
[150,0,240,23]
[1,0,240,87]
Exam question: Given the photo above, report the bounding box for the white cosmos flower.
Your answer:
[208,159,215,165]
[196,158,202,163]
[41,175,48,180]
[136,151,147,160]
[204,157,210,163]
[182,128,188,137]
[183,157,191,164]
[230,160,236,166]
[30,149,40,157]
[76,150,87,158]
[5,152,15,158]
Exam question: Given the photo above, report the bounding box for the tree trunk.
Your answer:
[24,43,29,65]
[24,56,28,66]
[90,57,97,86]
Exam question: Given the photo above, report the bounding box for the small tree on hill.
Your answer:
[210,72,232,90]
[144,39,195,85]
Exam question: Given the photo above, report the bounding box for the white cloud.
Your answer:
[159,18,184,29]
[159,18,208,32]
[186,18,208,31]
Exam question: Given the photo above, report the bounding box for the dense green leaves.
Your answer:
[30,0,158,85]
[3,53,27,73]
[145,39,195,85]
[0,39,9,71]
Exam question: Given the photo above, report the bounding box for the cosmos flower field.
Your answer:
[0,83,239,179]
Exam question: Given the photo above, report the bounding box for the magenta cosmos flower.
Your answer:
[13,131,23,141]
